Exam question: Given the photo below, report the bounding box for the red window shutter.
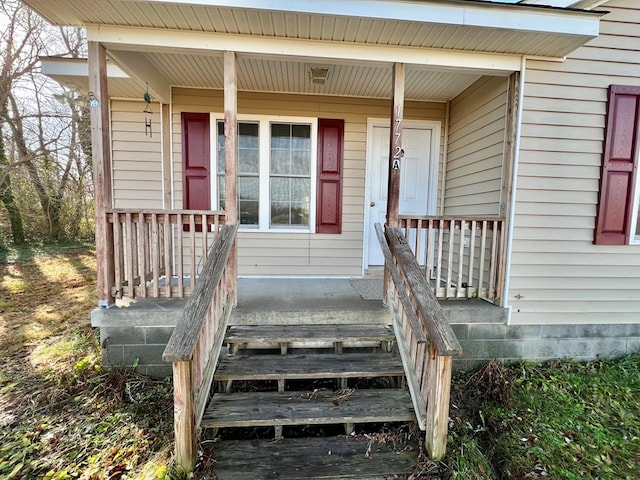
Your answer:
[594,85,640,245]
[181,112,210,211]
[316,119,344,234]
[181,112,210,232]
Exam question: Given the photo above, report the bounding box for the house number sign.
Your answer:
[393,105,403,170]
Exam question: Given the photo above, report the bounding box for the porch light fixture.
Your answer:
[308,66,330,85]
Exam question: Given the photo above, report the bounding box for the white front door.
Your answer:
[365,121,439,267]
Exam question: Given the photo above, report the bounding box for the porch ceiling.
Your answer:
[42,53,485,102]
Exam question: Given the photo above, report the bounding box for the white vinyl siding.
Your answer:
[512,0,640,325]
[111,99,164,208]
[444,76,508,215]
[171,89,446,277]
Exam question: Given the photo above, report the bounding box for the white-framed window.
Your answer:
[213,114,317,232]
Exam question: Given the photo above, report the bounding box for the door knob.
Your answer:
[370,201,376,207]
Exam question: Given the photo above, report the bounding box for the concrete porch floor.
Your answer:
[235,277,507,325]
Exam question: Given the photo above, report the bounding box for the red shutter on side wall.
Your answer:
[181,112,210,231]
[594,85,640,245]
[316,119,344,234]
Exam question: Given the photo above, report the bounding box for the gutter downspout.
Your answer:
[503,56,526,325]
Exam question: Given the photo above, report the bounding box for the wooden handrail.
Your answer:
[162,224,238,471]
[375,222,462,461]
[382,225,462,356]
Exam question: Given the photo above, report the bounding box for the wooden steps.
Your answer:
[202,388,415,429]
[212,436,418,480]
[225,324,395,353]
[204,323,418,478]
[215,353,405,384]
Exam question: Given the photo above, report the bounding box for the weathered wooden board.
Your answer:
[214,353,404,381]
[225,324,395,345]
[212,436,417,480]
[202,389,415,428]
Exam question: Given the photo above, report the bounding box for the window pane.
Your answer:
[271,148,290,175]
[291,178,310,202]
[218,121,259,174]
[271,123,291,149]
[239,148,259,174]
[291,150,311,175]
[240,200,259,225]
[270,202,290,225]
[270,177,289,202]
[217,122,225,173]
[239,123,259,148]
[270,178,309,227]
[217,175,225,210]
[291,202,309,225]
[291,124,311,149]
[238,176,259,201]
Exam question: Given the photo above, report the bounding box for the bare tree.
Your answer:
[1,0,91,243]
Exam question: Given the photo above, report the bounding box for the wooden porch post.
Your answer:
[224,51,238,303]
[162,103,172,209]
[88,41,115,307]
[386,63,405,228]
[384,63,405,304]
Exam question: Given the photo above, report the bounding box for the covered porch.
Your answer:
[34,2,600,310]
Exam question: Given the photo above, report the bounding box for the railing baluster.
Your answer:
[478,221,487,299]
[457,220,465,298]
[467,220,476,298]
[446,220,454,299]
[190,214,197,289]
[497,220,507,302]
[113,214,123,299]
[125,212,135,298]
[488,220,499,302]
[138,212,148,298]
[151,213,160,298]
[177,213,184,298]
[163,213,172,298]
[201,213,208,265]
[436,222,444,298]
[426,219,434,282]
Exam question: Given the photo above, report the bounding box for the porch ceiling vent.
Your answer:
[309,66,330,85]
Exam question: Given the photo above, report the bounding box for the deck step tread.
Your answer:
[225,324,394,344]
[214,353,405,381]
[202,388,415,428]
[212,436,417,480]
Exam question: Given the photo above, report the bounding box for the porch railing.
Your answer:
[375,223,462,460]
[162,223,238,472]
[106,209,226,299]
[398,215,505,303]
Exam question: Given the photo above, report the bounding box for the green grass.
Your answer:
[1,246,639,478]
[443,356,640,480]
